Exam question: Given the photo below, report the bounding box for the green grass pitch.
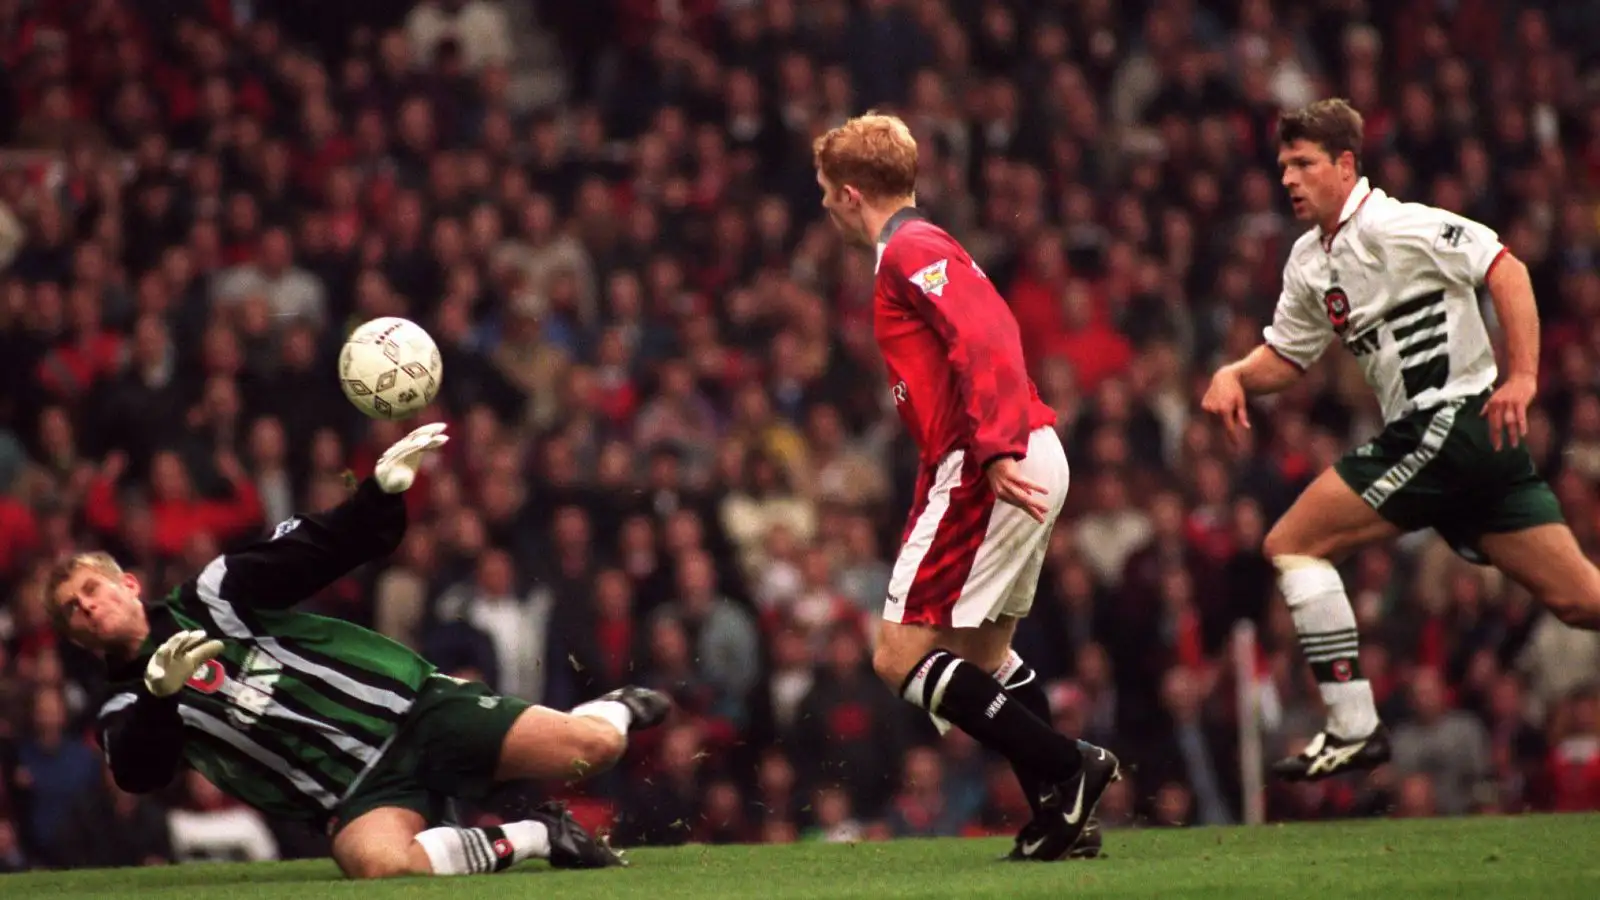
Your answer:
[11,814,1599,899]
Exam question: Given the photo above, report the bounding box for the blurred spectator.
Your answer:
[806,786,866,844]
[0,818,27,873]
[167,771,279,863]
[432,546,550,700]
[1142,666,1238,826]
[650,550,760,724]
[406,0,512,74]
[1074,471,1152,587]
[1391,668,1493,816]
[1482,671,1547,811]
[614,723,706,847]
[15,688,99,859]
[1544,685,1600,812]
[791,624,907,819]
[695,780,752,845]
[834,514,891,615]
[886,744,980,838]
[55,762,173,869]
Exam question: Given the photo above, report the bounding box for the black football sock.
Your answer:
[901,649,1082,784]
[996,651,1055,817]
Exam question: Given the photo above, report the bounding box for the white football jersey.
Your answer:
[1264,178,1507,424]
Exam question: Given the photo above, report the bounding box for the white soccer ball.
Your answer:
[338,317,443,420]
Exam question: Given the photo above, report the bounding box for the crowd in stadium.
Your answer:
[1,0,1599,870]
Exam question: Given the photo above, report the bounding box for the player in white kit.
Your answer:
[1203,99,1600,780]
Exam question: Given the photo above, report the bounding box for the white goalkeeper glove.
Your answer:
[145,629,225,698]
[374,422,449,494]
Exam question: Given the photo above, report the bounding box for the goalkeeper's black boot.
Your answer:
[532,801,627,869]
[1005,817,1102,861]
[1271,725,1392,782]
[599,686,673,731]
[1014,742,1121,862]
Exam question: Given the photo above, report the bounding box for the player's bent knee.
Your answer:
[1542,590,1600,630]
[573,718,626,773]
[1262,525,1307,561]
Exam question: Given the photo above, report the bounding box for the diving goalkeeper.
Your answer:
[49,423,670,879]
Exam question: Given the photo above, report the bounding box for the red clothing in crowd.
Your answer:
[85,475,263,558]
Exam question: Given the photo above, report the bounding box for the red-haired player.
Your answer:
[814,113,1119,862]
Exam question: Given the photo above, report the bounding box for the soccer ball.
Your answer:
[339,317,443,420]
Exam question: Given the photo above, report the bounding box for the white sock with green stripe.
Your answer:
[1274,555,1379,740]
[415,821,550,875]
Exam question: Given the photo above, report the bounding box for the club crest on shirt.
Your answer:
[186,659,225,694]
[1324,286,1351,334]
[908,259,950,297]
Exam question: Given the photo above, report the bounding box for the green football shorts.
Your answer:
[1332,390,1565,562]
[330,674,530,834]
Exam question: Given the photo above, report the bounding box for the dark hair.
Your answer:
[1277,98,1365,174]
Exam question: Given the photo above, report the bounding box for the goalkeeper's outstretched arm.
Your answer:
[216,423,448,610]
[219,476,410,610]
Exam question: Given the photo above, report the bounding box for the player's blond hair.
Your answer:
[1277,98,1365,173]
[44,551,125,633]
[812,112,918,201]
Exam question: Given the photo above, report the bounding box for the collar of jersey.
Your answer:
[1319,177,1375,250]
[875,205,929,273]
[106,598,181,682]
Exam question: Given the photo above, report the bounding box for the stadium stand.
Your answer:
[1,0,1599,868]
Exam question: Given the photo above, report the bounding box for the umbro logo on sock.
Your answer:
[984,694,1007,719]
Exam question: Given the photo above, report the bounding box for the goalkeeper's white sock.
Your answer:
[570,699,632,737]
[415,821,550,875]
[1275,555,1379,740]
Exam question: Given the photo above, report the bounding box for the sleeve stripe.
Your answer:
[99,691,138,718]
[1265,343,1308,373]
[197,557,413,715]
[1483,246,1512,283]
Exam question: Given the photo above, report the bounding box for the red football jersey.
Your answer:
[873,209,1055,467]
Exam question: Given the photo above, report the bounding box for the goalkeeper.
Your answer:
[48,423,670,879]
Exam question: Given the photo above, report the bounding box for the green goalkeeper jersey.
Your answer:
[95,478,436,822]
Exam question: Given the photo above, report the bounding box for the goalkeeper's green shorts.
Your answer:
[328,674,531,835]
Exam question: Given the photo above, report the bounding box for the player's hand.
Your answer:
[1483,373,1536,450]
[1201,368,1251,444]
[374,422,449,493]
[145,629,225,697]
[985,457,1050,524]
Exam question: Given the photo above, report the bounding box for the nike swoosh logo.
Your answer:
[1062,775,1088,825]
[1018,774,1091,857]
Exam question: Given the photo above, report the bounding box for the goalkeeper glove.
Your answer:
[374,422,449,494]
[145,629,225,697]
